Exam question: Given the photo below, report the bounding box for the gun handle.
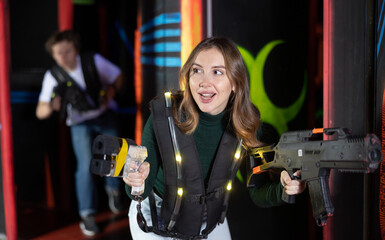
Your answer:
[308,176,335,227]
[281,171,299,204]
[282,190,296,204]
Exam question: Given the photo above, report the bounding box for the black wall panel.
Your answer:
[328,0,379,239]
[374,0,385,240]
[212,1,312,239]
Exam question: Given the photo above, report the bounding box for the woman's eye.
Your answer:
[214,70,223,75]
[192,68,202,74]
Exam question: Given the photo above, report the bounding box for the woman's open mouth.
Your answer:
[199,93,216,103]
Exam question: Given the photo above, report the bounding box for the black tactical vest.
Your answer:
[141,93,245,239]
[50,52,101,112]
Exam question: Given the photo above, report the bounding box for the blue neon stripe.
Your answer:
[377,0,385,56]
[379,0,385,31]
[377,15,385,56]
[115,21,134,58]
[141,56,181,67]
[11,91,39,97]
[11,99,38,104]
[11,91,39,104]
[141,42,181,53]
[141,29,181,42]
[141,13,181,33]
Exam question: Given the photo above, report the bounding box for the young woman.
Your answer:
[123,36,305,240]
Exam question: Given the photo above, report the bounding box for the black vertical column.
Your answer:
[324,0,377,239]
[374,0,385,240]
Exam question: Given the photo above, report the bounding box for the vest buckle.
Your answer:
[199,195,206,204]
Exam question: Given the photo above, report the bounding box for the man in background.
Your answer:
[36,30,125,236]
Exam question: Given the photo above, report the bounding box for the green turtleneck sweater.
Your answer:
[125,110,283,207]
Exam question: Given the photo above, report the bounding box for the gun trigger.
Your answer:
[288,170,301,180]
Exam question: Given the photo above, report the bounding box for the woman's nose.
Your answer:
[199,74,211,87]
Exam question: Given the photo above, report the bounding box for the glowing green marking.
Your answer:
[238,41,307,135]
[236,169,244,183]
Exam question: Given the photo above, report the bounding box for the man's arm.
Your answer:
[36,101,54,120]
[36,70,61,120]
[36,95,62,119]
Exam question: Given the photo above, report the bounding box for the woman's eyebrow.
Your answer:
[192,63,202,67]
[192,63,226,69]
[212,65,226,69]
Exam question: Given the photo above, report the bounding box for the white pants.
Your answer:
[128,195,232,240]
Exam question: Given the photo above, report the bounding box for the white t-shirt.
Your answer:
[38,53,122,126]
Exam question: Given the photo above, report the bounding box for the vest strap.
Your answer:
[219,139,244,223]
[149,191,159,230]
[186,187,225,204]
[136,198,153,233]
[80,52,102,108]
[164,92,184,231]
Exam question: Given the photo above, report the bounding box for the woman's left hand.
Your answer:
[280,170,306,195]
[123,162,150,188]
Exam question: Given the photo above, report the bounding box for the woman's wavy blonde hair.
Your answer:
[172,37,261,148]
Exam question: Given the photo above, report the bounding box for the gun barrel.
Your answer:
[247,128,383,227]
[318,133,382,173]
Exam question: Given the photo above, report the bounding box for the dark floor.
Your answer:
[18,201,133,240]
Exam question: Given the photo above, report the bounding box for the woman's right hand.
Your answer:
[123,161,150,187]
[280,170,305,195]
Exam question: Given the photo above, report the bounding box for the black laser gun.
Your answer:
[246,127,382,227]
[91,135,147,195]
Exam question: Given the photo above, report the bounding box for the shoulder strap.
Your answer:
[202,128,245,234]
[50,64,76,85]
[151,94,183,228]
[80,52,102,108]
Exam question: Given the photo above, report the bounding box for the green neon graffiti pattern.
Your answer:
[238,40,307,135]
